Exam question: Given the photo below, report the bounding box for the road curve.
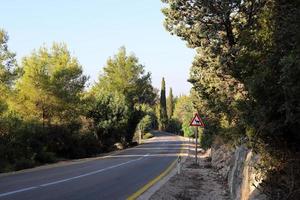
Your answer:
[0,131,185,200]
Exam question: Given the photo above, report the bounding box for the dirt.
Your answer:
[150,152,230,200]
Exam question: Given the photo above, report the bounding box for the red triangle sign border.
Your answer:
[190,113,205,127]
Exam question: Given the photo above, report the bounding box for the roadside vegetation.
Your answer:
[162,0,300,199]
[0,28,205,172]
[0,32,160,172]
[0,29,193,173]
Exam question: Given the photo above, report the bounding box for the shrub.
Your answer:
[138,115,154,134]
[182,123,194,138]
[35,151,56,163]
[166,118,181,134]
[14,158,35,171]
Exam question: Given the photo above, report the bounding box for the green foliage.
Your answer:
[87,91,129,147]
[0,29,17,136]
[162,0,300,198]
[0,29,17,87]
[94,47,156,106]
[158,77,168,130]
[167,87,174,119]
[0,37,100,172]
[199,129,213,150]
[138,114,155,134]
[0,32,157,172]
[0,110,103,172]
[173,95,195,137]
[182,123,193,138]
[14,43,87,125]
[0,42,102,171]
[166,118,181,134]
[91,47,157,143]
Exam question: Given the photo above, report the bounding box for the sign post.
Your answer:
[190,113,205,164]
[195,127,198,164]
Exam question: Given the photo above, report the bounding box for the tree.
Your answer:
[14,43,87,126]
[162,0,258,137]
[173,95,195,137]
[159,77,168,130]
[92,47,156,142]
[162,0,300,198]
[0,29,17,88]
[87,91,128,147]
[167,87,174,119]
[93,47,156,105]
[0,29,17,136]
[161,0,271,142]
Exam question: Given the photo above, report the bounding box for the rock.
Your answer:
[211,142,266,200]
[211,143,234,179]
[228,145,249,200]
[113,142,124,150]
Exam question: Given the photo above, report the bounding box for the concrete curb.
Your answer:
[134,136,189,200]
[137,154,188,200]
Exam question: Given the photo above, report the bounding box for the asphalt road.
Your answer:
[0,131,185,200]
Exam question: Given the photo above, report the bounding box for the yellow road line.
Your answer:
[127,140,184,200]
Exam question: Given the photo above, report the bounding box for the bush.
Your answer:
[87,91,129,146]
[78,132,102,156]
[166,118,181,134]
[199,129,213,150]
[182,123,194,138]
[14,158,35,171]
[138,114,155,134]
[35,151,56,163]
[0,117,106,172]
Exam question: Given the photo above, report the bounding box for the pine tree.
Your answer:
[92,47,156,142]
[14,43,87,125]
[159,77,168,130]
[167,87,174,119]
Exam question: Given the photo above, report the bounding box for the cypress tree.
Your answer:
[159,77,168,131]
[167,87,174,119]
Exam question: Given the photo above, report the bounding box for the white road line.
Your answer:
[0,187,38,197]
[0,154,149,198]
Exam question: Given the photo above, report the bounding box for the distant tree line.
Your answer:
[0,31,157,172]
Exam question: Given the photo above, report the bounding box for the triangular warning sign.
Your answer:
[190,113,205,127]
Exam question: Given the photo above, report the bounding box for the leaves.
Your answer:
[91,47,157,143]
[158,78,168,130]
[162,0,300,198]
[14,43,87,125]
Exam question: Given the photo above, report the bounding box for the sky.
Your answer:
[1,0,195,96]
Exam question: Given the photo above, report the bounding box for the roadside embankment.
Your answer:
[211,140,266,200]
[149,143,230,200]
[148,137,268,200]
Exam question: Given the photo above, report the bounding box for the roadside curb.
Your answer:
[127,158,178,200]
[127,136,187,200]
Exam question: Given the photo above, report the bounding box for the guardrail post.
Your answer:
[177,156,182,174]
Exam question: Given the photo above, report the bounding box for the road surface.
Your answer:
[0,132,185,200]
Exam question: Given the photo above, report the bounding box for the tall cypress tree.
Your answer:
[159,77,168,130]
[167,87,174,119]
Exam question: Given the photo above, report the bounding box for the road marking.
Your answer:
[41,154,149,187]
[127,159,177,200]
[0,187,38,197]
[127,142,184,200]
[0,154,149,198]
